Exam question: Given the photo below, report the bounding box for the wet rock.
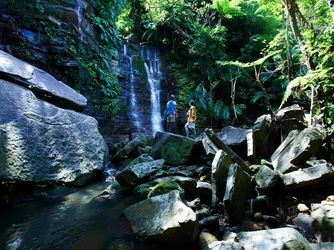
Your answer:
[223,164,252,226]
[238,227,312,250]
[115,159,165,187]
[123,190,199,243]
[150,132,204,165]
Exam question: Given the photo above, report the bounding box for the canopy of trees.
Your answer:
[116,0,333,139]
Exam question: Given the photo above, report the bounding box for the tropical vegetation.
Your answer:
[117,0,334,140]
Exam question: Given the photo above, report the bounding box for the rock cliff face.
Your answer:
[0,0,172,142]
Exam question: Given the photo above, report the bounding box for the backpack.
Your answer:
[166,101,175,116]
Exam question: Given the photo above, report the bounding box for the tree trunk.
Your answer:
[281,0,314,70]
[328,0,334,23]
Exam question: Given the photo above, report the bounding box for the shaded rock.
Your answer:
[281,161,334,190]
[217,126,248,159]
[238,227,312,250]
[0,80,108,186]
[251,195,275,217]
[115,159,165,187]
[202,132,219,160]
[205,241,245,250]
[195,205,212,220]
[199,215,219,234]
[217,126,248,146]
[271,128,324,174]
[223,164,252,226]
[0,50,87,111]
[123,190,199,243]
[275,104,307,141]
[252,114,271,159]
[112,133,149,162]
[132,176,196,201]
[211,149,233,207]
[147,181,183,198]
[254,165,280,190]
[196,230,218,250]
[292,212,315,241]
[150,132,204,166]
[311,197,334,242]
[196,181,212,206]
[309,242,334,250]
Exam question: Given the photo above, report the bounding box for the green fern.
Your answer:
[279,68,334,109]
[212,0,244,19]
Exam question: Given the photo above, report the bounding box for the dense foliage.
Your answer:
[117,0,334,137]
[1,0,125,115]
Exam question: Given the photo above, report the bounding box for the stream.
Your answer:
[0,180,182,250]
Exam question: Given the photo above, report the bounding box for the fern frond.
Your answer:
[279,67,334,109]
[251,91,263,104]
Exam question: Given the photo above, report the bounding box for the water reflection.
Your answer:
[0,182,158,250]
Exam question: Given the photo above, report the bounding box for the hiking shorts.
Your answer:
[167,114,176,123]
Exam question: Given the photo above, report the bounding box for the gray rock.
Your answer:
[150,132,203,165]
[0,80,108,186]
[112,133,149,162]
[196,230,218,250]
[217,126,248,146]
[271,128,324,174]
[123,190,199,243]
[275,104,307,141]
[238,227,312,250]
[223,164,252,225]
[252,114,271,159]
[115,159,165,187]
[281,162,334,190]
[196,181,212,206]
[0,50,87,111]
[205,241,245,250]
[211,149,233,207]
[311,198,334,242]
[255,165,280,190]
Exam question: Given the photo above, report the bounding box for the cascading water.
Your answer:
[123,45,143,131]
[141,46,164,137]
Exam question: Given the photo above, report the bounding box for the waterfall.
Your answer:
[141,46,164,137]
[124,45,142,131]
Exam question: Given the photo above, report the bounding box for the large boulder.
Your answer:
[223,164,252,225]
[0,80,108,186]
[150,132,204,166]
[211,149,233,207]
[115,159,165,187]
[123,190,199,243]
[281,160,334,190]
[0,50,87,111]
[270,128,324,174]
[238,227,312,250]
[311,196,334,242]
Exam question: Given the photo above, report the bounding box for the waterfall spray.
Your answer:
[141,46,164,137]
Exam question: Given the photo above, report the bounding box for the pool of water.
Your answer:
[0,181,188,250]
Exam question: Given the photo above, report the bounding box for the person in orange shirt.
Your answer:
[184,100,197,139]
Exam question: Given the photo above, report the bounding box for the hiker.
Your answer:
[185,100,197,139]
[165,94,177,133]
